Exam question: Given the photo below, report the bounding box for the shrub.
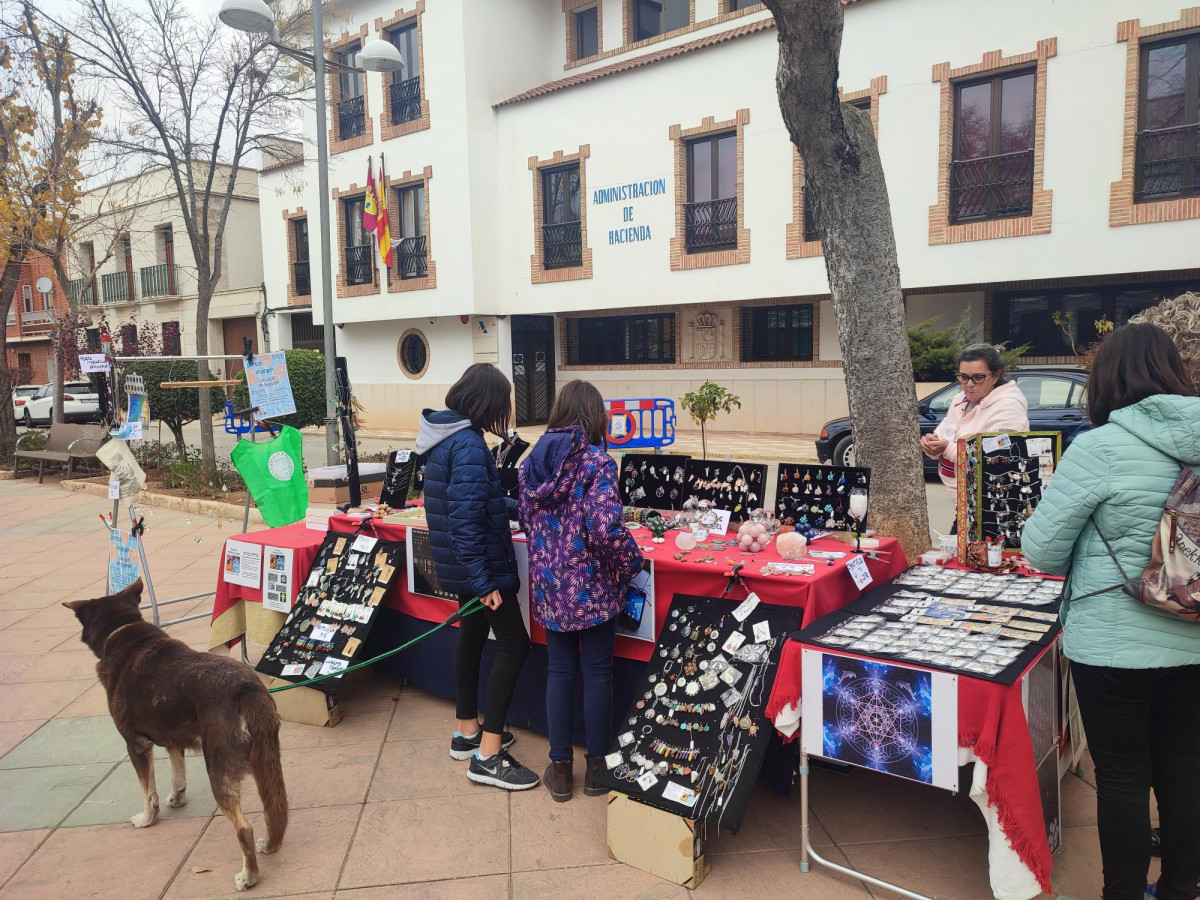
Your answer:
[0,432,46,467]
[909,311,1027,382]
[164,457,246,498]
[134,440,196,472]
[232,349,327,430]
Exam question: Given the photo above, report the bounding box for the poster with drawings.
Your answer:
[262,545,295,613]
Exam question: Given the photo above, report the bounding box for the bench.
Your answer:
[14,424,109,483]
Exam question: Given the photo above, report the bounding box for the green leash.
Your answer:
[266,597,485,693]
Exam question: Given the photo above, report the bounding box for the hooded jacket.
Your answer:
[518,426,644,632]
[416,409,519,598]
[933,380,1030,488]
[1022,395,1200,669]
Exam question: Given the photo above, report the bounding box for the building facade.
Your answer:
[4,252,67,384]
[258,0,1200,435]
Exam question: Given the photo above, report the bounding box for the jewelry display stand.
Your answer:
[681,459,767,520]
[774,463,870,532]
[620,453,691,510]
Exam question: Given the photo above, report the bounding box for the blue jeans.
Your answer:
[544,618,618,761]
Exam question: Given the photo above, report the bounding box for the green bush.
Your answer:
[909,311,1027,382]
[232,349,327,430]
[122,361,226,458]
[164,457,246,497]
[134,440,197,472]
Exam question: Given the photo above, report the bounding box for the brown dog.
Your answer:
[65,580,288,891]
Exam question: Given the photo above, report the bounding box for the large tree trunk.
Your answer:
[0,249,29,441]
[195,277,216,479]
[49,253,74,426]
[763,0,930,562]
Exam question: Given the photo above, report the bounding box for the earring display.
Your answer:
[378,449,417,509]
[774,464,871,533]
[492,436,530,503]
[680,458,768,520]
[620,453,691,510]
[593,593,802,832]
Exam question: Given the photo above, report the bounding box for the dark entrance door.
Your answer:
[511,315,555,428]
[222,317,259,380]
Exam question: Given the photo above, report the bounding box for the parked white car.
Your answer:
[21,381,101,427]
[11,385,38,418]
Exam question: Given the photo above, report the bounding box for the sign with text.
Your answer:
[591,176,669,247]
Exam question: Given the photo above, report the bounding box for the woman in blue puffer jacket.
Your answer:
[416,363,538,791]
[1023,325,1200,900]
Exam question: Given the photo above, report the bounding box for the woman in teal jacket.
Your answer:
[1023,324,1200,900]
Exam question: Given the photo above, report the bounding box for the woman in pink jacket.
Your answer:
[920,344,1029,508]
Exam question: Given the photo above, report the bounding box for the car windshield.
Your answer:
[65,383,94,393]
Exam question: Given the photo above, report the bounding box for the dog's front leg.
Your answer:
[166,748,187,808]
[127,739,159,828]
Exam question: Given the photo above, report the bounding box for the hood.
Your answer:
[1109,395,1200,465]
[521,426,589,508]
[415,408,474,454]
[979,379,1029,412]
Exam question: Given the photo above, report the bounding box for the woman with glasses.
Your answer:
[920,344,1029,503]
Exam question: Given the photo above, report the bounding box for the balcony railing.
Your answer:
[101,271,133,304]
[684,197,738,251]
[344,244,373,286]
[66,278,97,307]
[338,95,366,140]
[396,235,427,279]
[1135,123,1200,201]
[139,263,177,298]
[950,148,1034,223]
[390,75,421,125]
[294,260,311,296]
[20,308,54,331]
[542,221,582,269]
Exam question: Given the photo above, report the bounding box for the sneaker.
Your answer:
[450,729,515,761]
[467,750,540,791]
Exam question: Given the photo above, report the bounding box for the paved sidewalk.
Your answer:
[0,478,1113,900]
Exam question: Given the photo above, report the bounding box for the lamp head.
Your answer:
[358,39,404,73]
[218,0,275,34]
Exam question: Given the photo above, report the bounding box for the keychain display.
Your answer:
[620,453,691,510]
[593,593,801,832]
[774,463,870,532]
[680,459,768,520]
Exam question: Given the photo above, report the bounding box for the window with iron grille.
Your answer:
[290,312,325,352]
[293,218,311,296]
[686,133,737,252]
[566,313,675,365]
[394,184,427,279]
[542,164,582,269]
[741,304,814,362]
[574,7,599,60]
[633,0,688,41]
[343,197,374,286]
[162,321,181,356]
[336,45,366,140]
[1136,35,1200,202]
[388,24,422,124]
[951,69,1036,223]
[728,0,762,9]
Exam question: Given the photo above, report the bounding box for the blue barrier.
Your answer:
[605,398,676,450]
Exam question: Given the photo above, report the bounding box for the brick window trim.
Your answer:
[375,2,431,142]
[787,76,888,261]
[556,296,839,371]
[563,0,602,65]
[282,207,308,306]
[530,145,593,285]
[1110,8,1200,227]
[928,39,1057,246]
[326,24,374,155]
[623,0,696,51]
[332,184,379,299]
[384,165,437,293]
[669,109,751,272]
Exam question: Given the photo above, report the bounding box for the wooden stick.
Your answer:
[159,380,239,388]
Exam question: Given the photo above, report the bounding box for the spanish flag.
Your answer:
[363,158,379,234]
[377,155,394,269]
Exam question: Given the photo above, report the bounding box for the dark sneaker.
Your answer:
[467,750,540,791]
[450,730,515,761]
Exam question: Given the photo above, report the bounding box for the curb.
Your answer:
[60,479,265,526]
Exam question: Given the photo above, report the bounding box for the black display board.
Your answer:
[774,463,870,531]
[408,527,458,601]
[593,593,802,833]
[256,529,403,694]
[680,458,768,520]
[958,431,1063,551]
[619,453,689,509]
[379,449,417,507]
[493,437,530,504]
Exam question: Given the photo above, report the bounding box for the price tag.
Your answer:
[981,434,1012,454]
[318,657,349,676]
[281,663,304,677]
[393,449,411,463]
[108,480,121,500]
[310,623,337,642]
[1026,437,1052,457]
[752,620,771,643]
[352,534,378,553]
[846,554,874,591]
[731,593,761,622]
[662,781,699,808]
[722,631,747,655]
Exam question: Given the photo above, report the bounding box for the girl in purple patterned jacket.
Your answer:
[518,380,644,802]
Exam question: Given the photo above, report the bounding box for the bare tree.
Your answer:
[762,0,930,561]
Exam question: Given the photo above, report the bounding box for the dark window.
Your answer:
[17,352,31,372]
[542,164,582,269]
[633,0,688,41]
[85,328,100,352]
[161,321,181,356]
[388,24,422,124]
[395,184,427,279]
[399,331,428,376]
[119,322,138,356]
[685,132,737,251]
[574,7,599,59]
[729,0,762,10]
[293,218,311,296]
[567,314,675,365]
[290,312,325,351]
[951,69,1036,223]
[741,304,814,362]
[1136,35,1200,200]
[336,45,365,140]
[343,197,373,286]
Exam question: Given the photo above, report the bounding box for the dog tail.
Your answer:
[243,689,288,851]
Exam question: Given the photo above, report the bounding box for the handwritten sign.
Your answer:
[245,351,296,420]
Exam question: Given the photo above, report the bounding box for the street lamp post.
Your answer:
[219,0,402,466]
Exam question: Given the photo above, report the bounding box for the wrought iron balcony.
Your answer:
[684,197,738,251]
[139,263,177,298]
[950,148,1034,223]
[542,221,582,269]
[396,235,427,279]
[338,95,366,140]
[1135,123,1200,201]
[344,244,374,286]
[390,76,421,125]
[294,260,311,295]
[101,271,133,304]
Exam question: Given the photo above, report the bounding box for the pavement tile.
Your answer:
[4,602,86,630]
[279,698,396,751]
[339,794,510,888]
[0,653,40,682]
[0,762,115,831]
[0,817,206,900]
[56,682,113,718]
[509,780,616,873]
[385,687,456,743]
[0,626,79,654]
[164,803,360,900]
[698,846,873,898]
[510,862,691,899]
[0,719,48,761]
[0,829,49,886]
[242,742,381,814]
[334,875,509,900]
[0,610,37,630]
[705,781,835,855]
[63,751,217,827]
[1050,824,1117,900]
[3,648,101,683]
[0,680,92,722]
[368,739,481,803]
[839,833,993,900]
[0,715,127,769]
[336,671,404,700]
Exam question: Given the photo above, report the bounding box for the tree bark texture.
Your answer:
[0,248,26,441]
[763,0,931,562]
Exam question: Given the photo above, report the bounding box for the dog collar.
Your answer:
[103,621,137,652]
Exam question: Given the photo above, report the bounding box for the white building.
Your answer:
[258,0,1200,436]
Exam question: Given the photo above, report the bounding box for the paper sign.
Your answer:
[710,508,732,536]
[662,781,700,808]
[127,421,142,441]
[281,663,304,677]
[352,534,378,553]
[310,623,337,642]
[753,620,771,643]
[222,539,263,589]
[636,772,659,791]
[245,351,297,420]
[318,657,348,676]
[610,414,628,438]
[981,434,1012,454]
[846,554,873,590]
[732,593,761,622]
[262,546,294,613]
[108,480,121,500]
[78,353,109,374]
[1026,437,1052,457]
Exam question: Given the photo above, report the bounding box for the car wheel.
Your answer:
[833,435,855,468]
[22,409,32,428]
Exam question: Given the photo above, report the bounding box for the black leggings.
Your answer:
[454,591,530,735]
[1072,662,1200,900]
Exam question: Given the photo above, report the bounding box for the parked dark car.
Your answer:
[816,368,1091,474]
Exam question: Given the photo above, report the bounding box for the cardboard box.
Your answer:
[607,792,708,889]
[267,679,343,727]
[307,463,386,506]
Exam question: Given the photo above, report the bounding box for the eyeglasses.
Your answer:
[955,373,991,384]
